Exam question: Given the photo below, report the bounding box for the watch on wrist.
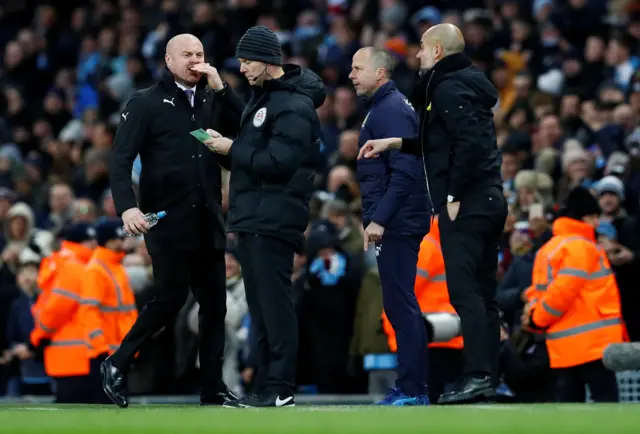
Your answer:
[447,195,456,203]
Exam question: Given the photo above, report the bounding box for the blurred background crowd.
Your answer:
[1,0,640,402]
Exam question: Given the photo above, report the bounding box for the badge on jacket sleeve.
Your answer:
[253,107,267,127]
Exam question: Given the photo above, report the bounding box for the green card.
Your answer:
[190,128,212,143]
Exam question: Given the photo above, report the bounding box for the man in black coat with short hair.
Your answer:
[358,24,508,405]
[204,25,326,408]
[102,33,245,408]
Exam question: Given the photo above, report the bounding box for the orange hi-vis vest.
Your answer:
[530,217,624,369]
[523,238,557,305]
[30,241,93,377]
[32,248,78,320]
[81,247,138,358]
[383,220,463,351]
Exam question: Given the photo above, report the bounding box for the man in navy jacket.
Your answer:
[350,47,431,405]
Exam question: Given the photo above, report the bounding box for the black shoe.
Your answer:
[100,357,128,408]
[437,376,496,405]
[226,392,295,408]
[201,387,239,406]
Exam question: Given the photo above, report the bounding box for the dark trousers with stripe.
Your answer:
[376,235,428,397]
[555,359,619,402]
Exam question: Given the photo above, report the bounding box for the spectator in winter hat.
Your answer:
[512,170,554,223]
[595,176,627,221]
[60,222,97,244]
[603,151,639,215]
[534,147,560,179]
[1,202,54,274]
[94,218,126,248]
[556,147,592,204]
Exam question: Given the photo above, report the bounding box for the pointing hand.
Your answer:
[357,138,402,159]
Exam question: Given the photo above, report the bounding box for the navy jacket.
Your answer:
[357,81,430,237]
[6,293,48,383]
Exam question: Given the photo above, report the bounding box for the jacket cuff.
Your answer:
[213,82,229,95]
[371,206,392,228]
[229,143,252,168]
[400,137,420,156]
[115,194,139,216]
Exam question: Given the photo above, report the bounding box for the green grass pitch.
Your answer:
[1,404,639,433]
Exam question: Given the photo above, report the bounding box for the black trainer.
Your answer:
[222,394,253,408]
[201,386,239,406]
[225,392,295,408]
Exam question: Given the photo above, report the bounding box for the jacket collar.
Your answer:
[363,80,397,108]
[160,67,208,93]
[410,52,472,109]
[552,217,597,241]
[60,241,94,264]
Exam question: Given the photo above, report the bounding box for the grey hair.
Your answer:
[369,48,396,78]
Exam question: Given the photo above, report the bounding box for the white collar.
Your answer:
[175,81,196,92]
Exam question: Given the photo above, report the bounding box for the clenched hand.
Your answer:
[363,222,385,251]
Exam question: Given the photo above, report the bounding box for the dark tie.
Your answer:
[184,89,194,107]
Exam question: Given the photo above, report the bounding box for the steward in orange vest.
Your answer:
[29,223,97,403]
[81,218,138,404]
[382,218,463,403]
[523,187,623,403]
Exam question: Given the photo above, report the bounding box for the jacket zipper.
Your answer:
[420,70,435,215]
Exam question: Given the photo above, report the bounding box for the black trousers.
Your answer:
[53,375,92,404]
[427,347,464,403]
[110,247,226,394]
[439,187,507,384]
[555,359,619,403]
[236,233,297,396]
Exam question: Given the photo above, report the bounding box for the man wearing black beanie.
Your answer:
[204,25,326,408]
[522,187,623,403]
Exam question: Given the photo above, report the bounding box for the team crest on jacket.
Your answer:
[253,107,267,127]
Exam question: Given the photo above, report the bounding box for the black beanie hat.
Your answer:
[564,186,601,220]
[236,25,283,66]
